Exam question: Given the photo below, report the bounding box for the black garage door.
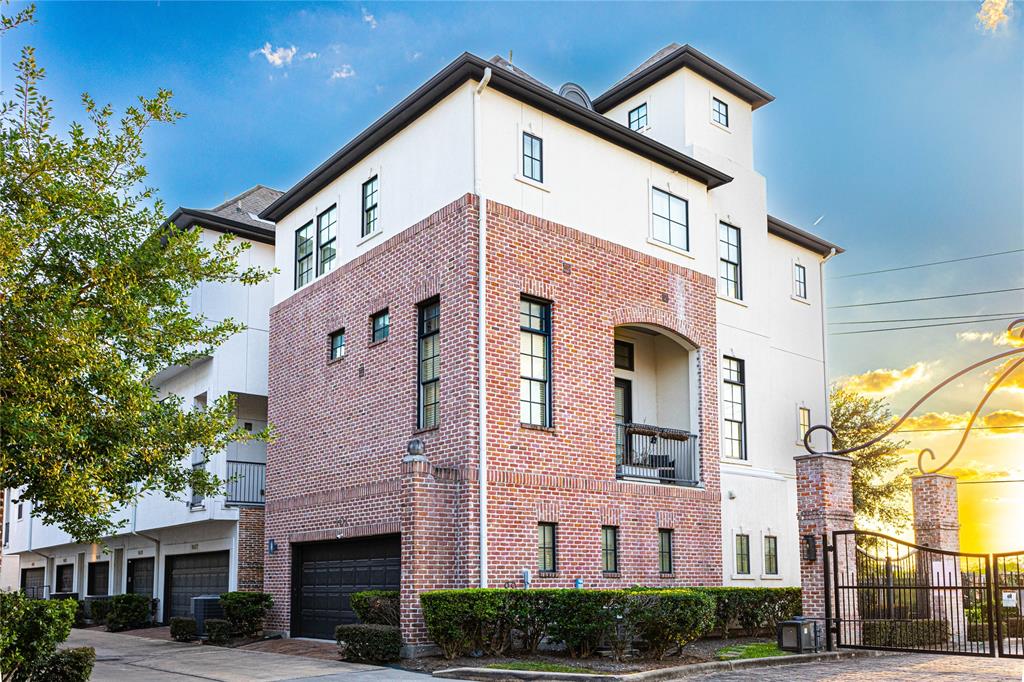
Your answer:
[292,535,401,639]
[164,551,229,620]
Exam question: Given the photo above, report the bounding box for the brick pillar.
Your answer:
[911,474,961,640]
[236,507,265,592]
[795,453,855,634]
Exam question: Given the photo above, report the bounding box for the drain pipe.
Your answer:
[474,66,492,588]
[818,247,838,451]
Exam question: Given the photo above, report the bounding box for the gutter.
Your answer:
[818,247,838,452]
[474,67,492,588]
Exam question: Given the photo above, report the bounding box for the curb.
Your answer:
[433,649,892,681]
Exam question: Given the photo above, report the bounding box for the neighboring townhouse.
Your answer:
[1,186,279,622]
[261,44,842,647]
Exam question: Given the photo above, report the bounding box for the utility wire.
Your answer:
[895,425,1024,433]
[830,311,1024,325]
[829,316,1015,335]
[957,479,1024,485]
[830,287,1024,310]
[830,249,1024,280]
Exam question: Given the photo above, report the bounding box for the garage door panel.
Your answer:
[165,551,229,620]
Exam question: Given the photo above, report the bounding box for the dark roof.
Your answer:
[167,185,282,245]
[260,52,732,222]
[592,44,774,113]
[488,54,552,91]
[767,215,844,257]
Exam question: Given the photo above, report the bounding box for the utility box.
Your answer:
[191,595,224,637]
[777,617,820,653]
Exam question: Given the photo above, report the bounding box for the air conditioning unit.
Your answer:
[191,595,225,637]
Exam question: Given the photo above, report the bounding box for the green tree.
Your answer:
[0,6,271,541]
[829,385,912,530]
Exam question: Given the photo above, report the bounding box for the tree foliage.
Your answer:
[0,6,271,540]
[830,385,912,530]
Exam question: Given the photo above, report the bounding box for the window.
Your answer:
[659,529,673,574]
[538,523,557,573]
[329,329,345,361]
[17,502,22,520]
[294,221,314,289]
[799,407,811,442]
[614,340,634,371]
[794,263,808,299]
[418,299,440,429]
[316,204,338,276]
[764,535,779,576]
[601,526,619,573]
[56,564,73,593]
[719,223,742,300]
[190,462,204,506]
[371,309,390,343]
[712,97,729,127]
[651,187,688,250]
[519,297,551,426]
[722,356,746,460]
[87,561,109,596]
[735,534,750,575]
[628,103,648,131]
[361,176,379,237]
[522,132,543,182]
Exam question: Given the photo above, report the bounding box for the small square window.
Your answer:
[329,329,346,360]
[614,340,634,371]
[522,132,543,183]
[538,523,557,573]
[601,526,619,573]
[735,533,751,575]
[371,310,389,343]
[659,529,673,574]
[794,263,808,299]
[712,97,729,127]
[628,103,648,131]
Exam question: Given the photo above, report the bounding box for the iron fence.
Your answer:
[615,423,699,487]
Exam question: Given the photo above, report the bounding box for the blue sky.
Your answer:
[4,1,1022,396]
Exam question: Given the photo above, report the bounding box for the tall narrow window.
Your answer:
[628,103,648,131]
[418,299,440,429]
[361,176,379,237]
[329,329,345,361]
[735,534,750,575]
[651,187,688,250]
[719,223,742,300]
[519,297,551,426]
[794,263,808,299]
[799,407,811,442]
[722,356,746,460]
[659,529,673,574]
[294,222,314,289]
[316,204,338,275]
[712,97,729,127]
[601,526,619,573]
[522,132,543,182]
[371,309,390,343]
[764,535,779,575]
[538,523,557,573]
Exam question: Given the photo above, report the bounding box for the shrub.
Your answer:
[0,591,78,682]
[205,618,233,646]
[350,590,400,627]
[106,593,153,632]
[219,591,273,637]
[693,587,801,637]
[335,624,402,663]
[862,619,948,647]
[631,589,716,659]
[32,646,96,682]
[86,598,112,625]
[419,589,481,659]
[170,617,197,642]
[545,589,617,659]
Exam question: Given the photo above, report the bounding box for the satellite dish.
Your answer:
[558,82,593,110]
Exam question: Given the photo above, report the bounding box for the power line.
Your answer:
[830,249,1024,280]
[829,316,1015,335]
[829,287,1024,310]
[830,311,1024,325]
[957,479,1024,485]
[895,425,1024,433]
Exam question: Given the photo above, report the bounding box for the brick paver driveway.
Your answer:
[698,652,1023,681]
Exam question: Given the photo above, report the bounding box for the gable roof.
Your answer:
[259,52,732,222]
[592,44,774,113]
[167,185,283,245]
[767,215,844,257]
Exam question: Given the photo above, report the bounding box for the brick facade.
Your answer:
[265,194,723,643]
[237,507,265,592]
[911,473,960,552]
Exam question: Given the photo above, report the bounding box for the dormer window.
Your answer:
[712,97,729,128]
[628,103,647,131]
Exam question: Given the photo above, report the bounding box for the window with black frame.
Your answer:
[614,340,634,371]
[722,356,746,459]
[602,526,619,573]
[794,263,808,299]
[628,103,648,131]
[294,222,314,289]
[361,176,379,237]
[735,534,750,575]
[538,523,557,572]
[652,187,688,250]
[659,529,673,574]
[764,535,779,575]
[522,132,543,182]
[719,222,742,300]
[418,299,440,429]
[712,97,729,127]
[329,329,345,361]
[520,297,551,426]
[316,204,337,275]
[371,309,390,343]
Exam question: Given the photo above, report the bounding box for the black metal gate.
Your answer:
[993,551,1024,658]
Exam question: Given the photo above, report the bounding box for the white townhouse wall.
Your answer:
[2,188,278,617]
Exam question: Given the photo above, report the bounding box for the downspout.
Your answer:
[818,247,838,451]
[474,67,492,588]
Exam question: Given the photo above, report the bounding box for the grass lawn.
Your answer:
[715,641,789,661]
[483,661,606,673]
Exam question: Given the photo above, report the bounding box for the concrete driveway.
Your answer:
[65,629,448,681]
[697,652,1024,681]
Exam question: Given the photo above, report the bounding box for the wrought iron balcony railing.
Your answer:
[225,460,266,506]
[615,423,699,487]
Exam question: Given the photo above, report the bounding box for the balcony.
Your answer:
[616,423,699,486]
[225,460,265,506]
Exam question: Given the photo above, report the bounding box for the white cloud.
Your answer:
[361,7,378,29]
[409,51,423,62]
[330,65,357,80]
[301,52,319,61]
[838,361,936,397]
[253,42,297,68]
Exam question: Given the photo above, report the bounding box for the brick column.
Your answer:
[795,453,855,632]
[236,507,265,592]
[911,474,961,639]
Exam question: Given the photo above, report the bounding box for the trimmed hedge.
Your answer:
[0,591,78,682]
[336,624,402,663]
[170,617,197,642]
[86,598,112,625]
[862,619,949,647]
[33,646,96,682]
[693,587,802,637]
[219,591,273,637]
[106,593,153,632]
[205,618,233,646]
[967,619,1024,642]
[350,590,400,626]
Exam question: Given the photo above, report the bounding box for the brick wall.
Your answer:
[911,474,960,552]
[237,507,265,592]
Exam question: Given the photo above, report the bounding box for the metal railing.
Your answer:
[615,423,699,487]
[225,461,266,506]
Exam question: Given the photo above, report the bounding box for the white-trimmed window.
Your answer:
[719,222,742,300]
[722,356,746,460]
[712,97,729,127]
[651,187,688,250]
[361,176,379,238]
[628,103,648,131]
[798,406,811,443]
[316,204,337,275]
[763,535,779,576]
[294,221,314,289]
[735,533,751,575]
[522,132,543,183]
[794,263,808,299]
